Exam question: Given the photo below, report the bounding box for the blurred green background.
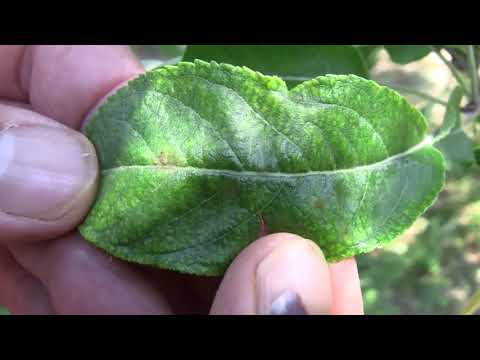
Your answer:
[1,45,479,315]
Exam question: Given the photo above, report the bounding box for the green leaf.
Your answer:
[435,131,474,175]
[442,45,468,53]
[433,87,474,175]
[79,60,445,276]
[474,147,480,165]
[384,45,432,64]
[183,45,368,87]
[434,87,463,142]
[356,45,382,72]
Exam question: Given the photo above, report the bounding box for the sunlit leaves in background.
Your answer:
[183,45,368,87]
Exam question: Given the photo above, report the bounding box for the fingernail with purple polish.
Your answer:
[269,290,307,315]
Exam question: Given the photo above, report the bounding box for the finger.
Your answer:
[0,99,33,111]
[0,46,28,101]
[0,45,143,129]
[140,268,207,314]
[0,103,99,243]
[210,233,332,315]
[0,247,54,314]
[21,45,144,129]
[329,258,364,315]
[9,233,172,315]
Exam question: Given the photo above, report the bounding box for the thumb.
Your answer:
[0,102,98,243]
[210,233,333,315]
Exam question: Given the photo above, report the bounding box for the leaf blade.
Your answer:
[434,86,463,142]
[384,45,432,64]
[79,60,445,275]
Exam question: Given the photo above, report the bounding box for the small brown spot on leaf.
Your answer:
[159,152,169,165]
[313,199,325,209]
[156,151,178,166]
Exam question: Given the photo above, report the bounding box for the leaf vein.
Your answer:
[102,136,433,178]
[292,97,390,159]
[173,73,310,170]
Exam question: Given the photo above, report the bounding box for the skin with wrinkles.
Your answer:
[79,60,446,276]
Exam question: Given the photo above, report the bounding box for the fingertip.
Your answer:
[25,45,144,129]
[9,233,172,315]
[0,105,99,244]
[210,233,332,315]
[0,46,28,101]
[329,258,364,315]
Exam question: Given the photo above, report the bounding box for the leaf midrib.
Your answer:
[102,136,435,177]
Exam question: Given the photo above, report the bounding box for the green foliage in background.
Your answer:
[359,165,480,314]
[436,131,475,175]
[183,45,368,87]
[384,45,432,64]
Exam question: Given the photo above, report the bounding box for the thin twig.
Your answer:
[461,288,480,315]
[467,45,479,104]
[432,46,471,98]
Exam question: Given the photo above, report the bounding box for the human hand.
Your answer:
[0,45,363,315]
